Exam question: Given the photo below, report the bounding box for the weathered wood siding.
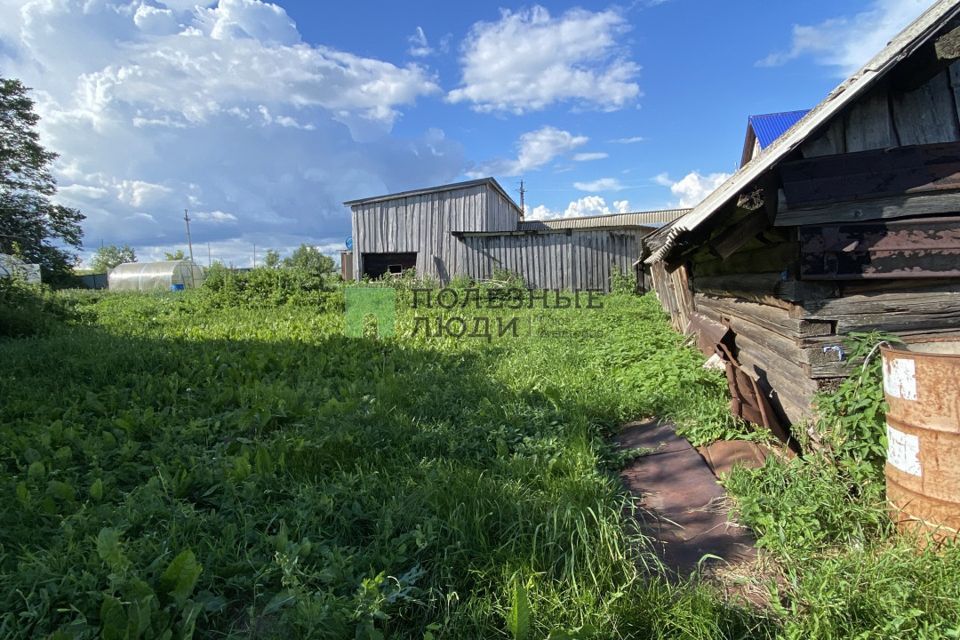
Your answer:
[460,229,644,292]
[648,54,960,429]
[650,262,694,332]
[801,61,960,159]
[351,183,518,283]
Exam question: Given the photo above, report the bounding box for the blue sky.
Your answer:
[0,0,932,266]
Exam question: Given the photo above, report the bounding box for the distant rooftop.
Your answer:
[518,209,690,231]
[749,110,810,148]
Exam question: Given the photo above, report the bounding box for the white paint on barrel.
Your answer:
[883,357,918,400]
[887,423,922,477]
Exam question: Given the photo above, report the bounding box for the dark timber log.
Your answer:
[780,142,960,209]
[776,191,960,227]
[799,284,960,333]
[695,294,832,339]
[799,217,960,280]
[695,273,838,305]
[709,209,771,260]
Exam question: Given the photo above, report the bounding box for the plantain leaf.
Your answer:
[159,549,202,605]
[96,528,126,572]
[506,578,531,640]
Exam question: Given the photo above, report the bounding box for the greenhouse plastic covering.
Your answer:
[108,260,205,291]
[0,253,41,283]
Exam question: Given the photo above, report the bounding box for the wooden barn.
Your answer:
[345,178,520,283]
[645,0,960,431]
[345,178,686,291]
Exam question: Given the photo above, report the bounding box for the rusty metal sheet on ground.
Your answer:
[618,420,757,578]
[697,440,769,477]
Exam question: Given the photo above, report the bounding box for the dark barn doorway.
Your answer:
[361,252,417,279]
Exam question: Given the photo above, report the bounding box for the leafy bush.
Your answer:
[0,278,75,337]
[725,333,901,558]
[489,267,526,290]
[812,331,900,485]
[724,456,889,563]
[609,265,637,296]
[199,265,337,309]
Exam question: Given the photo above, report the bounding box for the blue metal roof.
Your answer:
[748,110,810,148]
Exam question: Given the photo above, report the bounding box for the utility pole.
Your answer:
[183,209,195,264]
[253,243,257,268]
[183,209,196,287]
[518,179,526,217]
[207,242,211,267]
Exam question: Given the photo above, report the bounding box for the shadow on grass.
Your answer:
[0,316,776,639]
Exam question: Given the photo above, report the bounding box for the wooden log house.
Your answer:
[644,0,960,433]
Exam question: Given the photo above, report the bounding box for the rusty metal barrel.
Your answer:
[881,339,960,542]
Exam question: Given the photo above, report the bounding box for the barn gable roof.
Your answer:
[648,0,960,265]
[343,177,522,215]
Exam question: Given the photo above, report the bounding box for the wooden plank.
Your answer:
[709,208,772,259]
[792,335,856,378]
[695,242,798,278]
[844,87,896,152]
[801,118,846,158]
[935,23,960,61]
[672,265,695,333]
[841,277,959,295]
[733,333,818,423]
[776,190,960,227]
[695,294,833,338]
[799,285,960,333]
[799,217,960,279]
[779,142,960,209]
[949,60,960,126]
[694,272,838,305]
[705,304,842,376]
[892,69,960,146]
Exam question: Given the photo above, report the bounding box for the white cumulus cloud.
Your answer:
[193,210,239,223]
[655,171,730,207]
[573,152,607,161]
[0,0,461,265]
[757,0,929,76]
[527,196,631,220]
[573,177,624,192]
[407,26,433,57]
[448,5,640,113]
[469,126,587,177]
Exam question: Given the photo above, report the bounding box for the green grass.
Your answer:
[3,284,960,639]
[1,289,763,638]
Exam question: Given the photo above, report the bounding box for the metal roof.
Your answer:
[647,0,960,265]
[749,110,810,148]
[343,177,522,214]
[518,209,689,231]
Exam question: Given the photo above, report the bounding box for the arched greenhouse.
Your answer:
[108,260,205,292]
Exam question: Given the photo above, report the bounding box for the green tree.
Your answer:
[283,244,333,274]
[164,249,186,260]
[0,78,84,277]
[263,249,281,268]
[91,244,136,272]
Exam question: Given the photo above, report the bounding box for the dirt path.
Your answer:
[617,419,763,590]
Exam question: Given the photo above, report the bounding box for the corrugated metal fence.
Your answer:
[459,228,647,291]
